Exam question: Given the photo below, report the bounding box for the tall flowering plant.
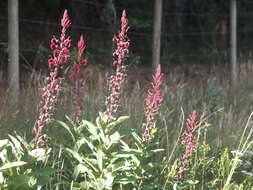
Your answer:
[142,64,163,141]
[105,10,130,121]
[34,10,71,147]
[178,110,199,181]
[70,35,87,123]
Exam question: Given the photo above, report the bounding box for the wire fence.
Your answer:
[0,1,253,67]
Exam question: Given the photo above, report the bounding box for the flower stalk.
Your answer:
[142,64,163,141]
[70,35,87,123]
[105,10,130,121]
[34,10,71,148]
[178,110,198,181]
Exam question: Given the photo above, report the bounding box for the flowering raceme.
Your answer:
[105,10,130,121]
[178,110,198,181]
[34,10,71,147]
[142,64,163,141]
[70,35,87,122]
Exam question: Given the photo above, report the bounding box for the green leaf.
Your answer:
[97,177,106,190]
[96,117,106,143]
[105,172,114,189]
[74,137,93,152]
[56,120,76,142]
[131,131,142,146]
[106,132,121,150]
[29,148,50,161]
[65,148,83,163]
[65,115,78,128]
[114,175,136,185]
[0,172,4,184]
[65,148,97,172]
[0,161,27,171]
[97,149,104,172]
[106,116,130,131]
[0,139,9,150]
[8,135,23,156]
[115,150,141,158]
[186,179,199,185]
[150,148,165,153]
[81,120,98,137]
[15,134,30,149]
[73,163,90,180]
[98,112,109,124]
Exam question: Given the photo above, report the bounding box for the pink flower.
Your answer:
[142,64,163,142]
[178,110,198,181]
[105,10,129,121]
[70,35,87,122]
[48,9,71,69]
[34,10,72,148]
[112,10,130,67]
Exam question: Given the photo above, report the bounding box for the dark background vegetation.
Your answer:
[0,0,253,79]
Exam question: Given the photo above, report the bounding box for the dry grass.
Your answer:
[1,63,253,147]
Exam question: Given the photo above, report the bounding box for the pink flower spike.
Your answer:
[112,10,130,68]
[105,10,130,121]
[35,10,72,148]
[61,10,71,32]
[77,35,87,66]
[142,64,163,142]
[70,34,87,123]
[178,110,199,181]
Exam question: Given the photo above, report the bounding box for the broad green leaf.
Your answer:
[120,140,130,150]
[98,112,109,124]
[96,116,106,143]
[82,120,98,137]
[76,122,88,134]
[0,172,4,183]
[106,132,120,150]
[97,149,104,172]
[0,161,27,171]
[114,175,136,185]
[130,155,140,166]
[111,160,132,172]
[97,177,106,190]
[115,150,142,158]
[65,148,83,163]
[110,132,120,143]
[65,115,77,128]
[106,116,130,131]
[83,158,98,173]
[0,149,7,163]
[8,135,23,156]
[15,134,29,149]
[29,148,50,161]
[66,148,98,172]
[56,120,76,142]
[0,139,9,150]
[74,137,88,152]
[105,172,114,189]
[73,163,90,180]
[131,131,142,146]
